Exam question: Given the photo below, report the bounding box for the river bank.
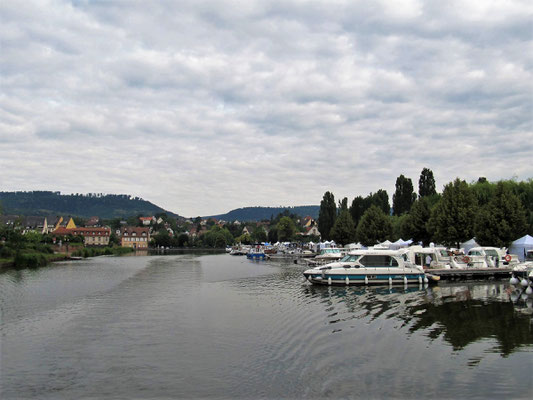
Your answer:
[0,246,134,271]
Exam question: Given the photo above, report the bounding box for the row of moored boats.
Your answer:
[228,243,533,291]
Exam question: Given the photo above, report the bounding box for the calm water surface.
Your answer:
[1,254,532,399]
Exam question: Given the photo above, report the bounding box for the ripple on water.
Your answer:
[1,255,532,399]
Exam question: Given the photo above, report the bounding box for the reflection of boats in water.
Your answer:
[303,249,433,286]
[302,281,533,356]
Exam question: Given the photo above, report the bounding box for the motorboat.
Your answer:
[303,249,434,286]
[247,246,266,260]
[510,250,533,290]
[229,245,249,256]
[314,247,343,260]
[462,247,519,268]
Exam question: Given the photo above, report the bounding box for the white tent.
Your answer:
[509,235,533,261]
[344,242,364,251]
[460,238,479,254]
[390,239,410,250]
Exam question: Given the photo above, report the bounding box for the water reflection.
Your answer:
[302,282,533,357]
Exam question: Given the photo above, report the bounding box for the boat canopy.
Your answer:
[460,238,479,254]
[390,238,411,250]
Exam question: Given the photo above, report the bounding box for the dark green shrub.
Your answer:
[14,252,48,268]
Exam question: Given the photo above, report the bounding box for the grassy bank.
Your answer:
[0,246,134,270]
[71,246,134,258]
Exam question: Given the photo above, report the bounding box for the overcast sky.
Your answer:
[1,0,532,217]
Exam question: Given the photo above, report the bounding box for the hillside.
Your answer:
[0,191,179,219]
[207,205,320,222]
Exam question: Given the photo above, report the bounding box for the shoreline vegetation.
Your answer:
[0,246,226,271]
[0,246,135,271]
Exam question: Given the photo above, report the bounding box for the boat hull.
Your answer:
[247,253,266,260]
[303,271,427,286]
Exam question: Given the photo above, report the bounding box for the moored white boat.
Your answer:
[303,249,434,286]
[463,247,519,268]
[510,250,533,291]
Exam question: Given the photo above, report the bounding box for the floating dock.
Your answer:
[428,268,512,280]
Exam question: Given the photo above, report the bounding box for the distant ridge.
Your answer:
[206,205,320,222]
[0,191,179,219]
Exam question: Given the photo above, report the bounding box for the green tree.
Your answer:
[177,233,189,247]
[277,216,297,242]
[390,214,409,242]
[393,174,416,216]
[202,226,234,248]
[251,226,267,243]
[369,190,390,215]
[338,197,348,213]
[318,191,336,240]
[153,229,172,247]
[418,168,437,198]
[235,233,251,244]
[356,205,393,246]
[470,179,496,207]
[428,178,478,248]
[214,235,227,248]
[474,182,528,247]
[350,196,367,229]
[267,227,278,243]
[330,209,355,245]
[109,232,120,246]
[402,197,432,245]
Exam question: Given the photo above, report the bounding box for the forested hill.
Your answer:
[0,191,179,219]
[207,206,320,221]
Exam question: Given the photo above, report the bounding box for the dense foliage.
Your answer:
[0,191,176,219]
[428,179,478,248]
[319,168,532,248]
[318,192,336,241]
[418,168,437,198]
[356,205,393,246]
[392,175,417,216]
[207,205,320,222]
[330,209,356,245]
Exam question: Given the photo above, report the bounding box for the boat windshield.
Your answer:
[340,255,361,262]
[359,255,399,268]
[321,248,340,254]
[485,249,499,258]
[438,249,449,257]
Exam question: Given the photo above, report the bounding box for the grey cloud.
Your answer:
[1,0,531,216]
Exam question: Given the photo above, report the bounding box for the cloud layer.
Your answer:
[1,0,532,216]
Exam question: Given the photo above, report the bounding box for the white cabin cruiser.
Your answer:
[303,249,434,286]
[511,250,533,288]
[314,248,343,260]
[462,247,519,269]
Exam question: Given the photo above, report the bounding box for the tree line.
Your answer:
[318,168,532,248]
[0,191,174,219]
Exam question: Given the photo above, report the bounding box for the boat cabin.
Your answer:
[403,246,452,269]
[467,247,518,267]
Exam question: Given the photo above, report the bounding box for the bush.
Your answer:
[0,245,15,258]
[14,251,48,268]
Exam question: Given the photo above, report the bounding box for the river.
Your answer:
[1,253,532,399]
